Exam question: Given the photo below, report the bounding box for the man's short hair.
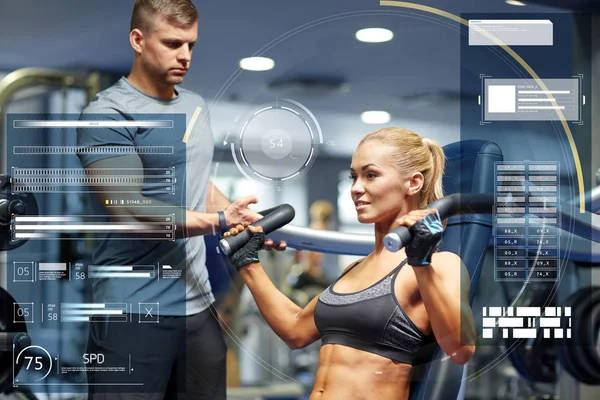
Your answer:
[130,0,198,33]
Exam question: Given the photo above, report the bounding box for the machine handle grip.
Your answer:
[384,194,494,252]
[218,204,295,255]
[0,332,31,352]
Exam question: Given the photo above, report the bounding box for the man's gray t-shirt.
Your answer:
[76,77,215,316]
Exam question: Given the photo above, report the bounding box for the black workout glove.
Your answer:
[229,229,265,271]
[406,211,444,267]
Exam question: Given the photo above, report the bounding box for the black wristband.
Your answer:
[218,211,227,235]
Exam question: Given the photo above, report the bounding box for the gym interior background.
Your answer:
[1,0,600,399]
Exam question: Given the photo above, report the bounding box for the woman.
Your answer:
[225,128,477,400]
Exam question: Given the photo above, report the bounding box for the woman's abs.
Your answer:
[309,344,412,400]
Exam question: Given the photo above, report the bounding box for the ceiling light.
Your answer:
[355,28,394,43]
[505,0,526,6]
[239,57,275,71]
[361,111,391,124]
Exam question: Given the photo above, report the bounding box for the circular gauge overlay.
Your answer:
[232,100,322,183]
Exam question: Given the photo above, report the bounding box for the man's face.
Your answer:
[139,17,198,86]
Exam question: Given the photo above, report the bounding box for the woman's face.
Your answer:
[349,141,411,224]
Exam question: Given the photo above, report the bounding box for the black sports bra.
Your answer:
[314,259,436,365]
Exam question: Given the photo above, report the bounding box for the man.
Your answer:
[76,1,280,398]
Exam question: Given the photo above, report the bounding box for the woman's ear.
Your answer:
[407,172,424,196]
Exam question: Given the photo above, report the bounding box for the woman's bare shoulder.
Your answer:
[340,257,367,274]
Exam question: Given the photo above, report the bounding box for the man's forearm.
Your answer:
[207,182,232,212]
[83,158,228,237]
[103,193,220,238]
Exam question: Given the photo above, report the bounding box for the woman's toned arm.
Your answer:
[228,226,362,349]
[413,252,477,365]
[240,262,321,349]
[396,208,477,365]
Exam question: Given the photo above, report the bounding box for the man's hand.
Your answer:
[223,195,286,251]
[223,195,262,228]
[224,222,287,252]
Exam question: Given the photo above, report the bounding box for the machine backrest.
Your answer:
[409,140,503,400]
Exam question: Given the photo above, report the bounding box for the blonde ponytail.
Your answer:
[420,138,445,208]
